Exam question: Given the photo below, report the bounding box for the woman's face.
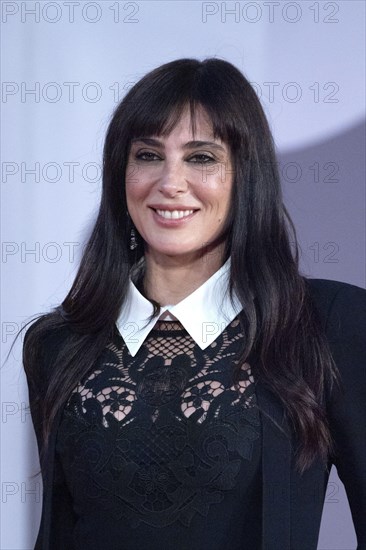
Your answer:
[125,105,234,263]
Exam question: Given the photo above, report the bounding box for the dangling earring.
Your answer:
[126,210,138,251]
[130,227,138,250]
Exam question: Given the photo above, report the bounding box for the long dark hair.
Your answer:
[19,57,342,476]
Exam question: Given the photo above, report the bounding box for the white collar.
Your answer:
[116,257,243,357]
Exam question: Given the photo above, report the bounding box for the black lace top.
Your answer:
[55,316,262,550]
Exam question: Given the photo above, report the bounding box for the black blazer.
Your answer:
[24,278,366,550]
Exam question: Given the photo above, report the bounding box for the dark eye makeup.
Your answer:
[134,151,216,164]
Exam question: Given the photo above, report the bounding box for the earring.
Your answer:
[130,227,138,250]
[126,210,138,251]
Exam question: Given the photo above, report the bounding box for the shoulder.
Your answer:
[24,315,75,373]
[305,279,365,397]
[304,277,366,333]
[304,279,366,412]
[305,277,366,307]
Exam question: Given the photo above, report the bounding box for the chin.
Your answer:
[154,248,192,256]
[146,244,200,258]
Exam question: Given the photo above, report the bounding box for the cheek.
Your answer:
[211,182,232,211]
[211,181,232,223]
[125,166,154,199]
[125,161,137,184]
[125,184,135,209]
[126,159,161,187]
[125,160,144,192]
[125,179,146,205]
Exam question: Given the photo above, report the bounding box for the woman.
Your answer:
[22,58,366,549]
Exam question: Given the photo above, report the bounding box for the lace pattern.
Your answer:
[56,317,261,529]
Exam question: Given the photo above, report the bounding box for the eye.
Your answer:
[188,154,216,164]
[135,151,161,162]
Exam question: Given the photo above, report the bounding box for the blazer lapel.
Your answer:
[40,405,64,550]
[256,381,292,550]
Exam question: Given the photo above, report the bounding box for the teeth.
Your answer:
[156,209,194,219]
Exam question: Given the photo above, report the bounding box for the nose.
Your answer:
[158,160,188,196]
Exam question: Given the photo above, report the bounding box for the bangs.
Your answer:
[123,73,244,150]
[126,97,230,145]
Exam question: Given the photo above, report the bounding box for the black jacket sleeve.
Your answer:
[23,321,77,549]
[325,282,366,548]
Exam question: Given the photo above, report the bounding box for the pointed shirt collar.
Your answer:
[116,257,243,357]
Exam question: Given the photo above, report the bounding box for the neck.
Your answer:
[141,244,228,306]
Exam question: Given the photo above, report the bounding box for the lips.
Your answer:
[155,208,194,219]
[151,208,198,226]
[149,206,200,212]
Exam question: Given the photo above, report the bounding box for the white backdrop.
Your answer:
[1,1,365,548]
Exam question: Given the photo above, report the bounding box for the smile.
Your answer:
[155,209,195,219]
[150,208,199,227]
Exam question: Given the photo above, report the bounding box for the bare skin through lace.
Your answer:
[57,315,261,532]
[72,318,256,428]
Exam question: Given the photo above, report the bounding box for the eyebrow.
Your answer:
[130,137,226,153]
